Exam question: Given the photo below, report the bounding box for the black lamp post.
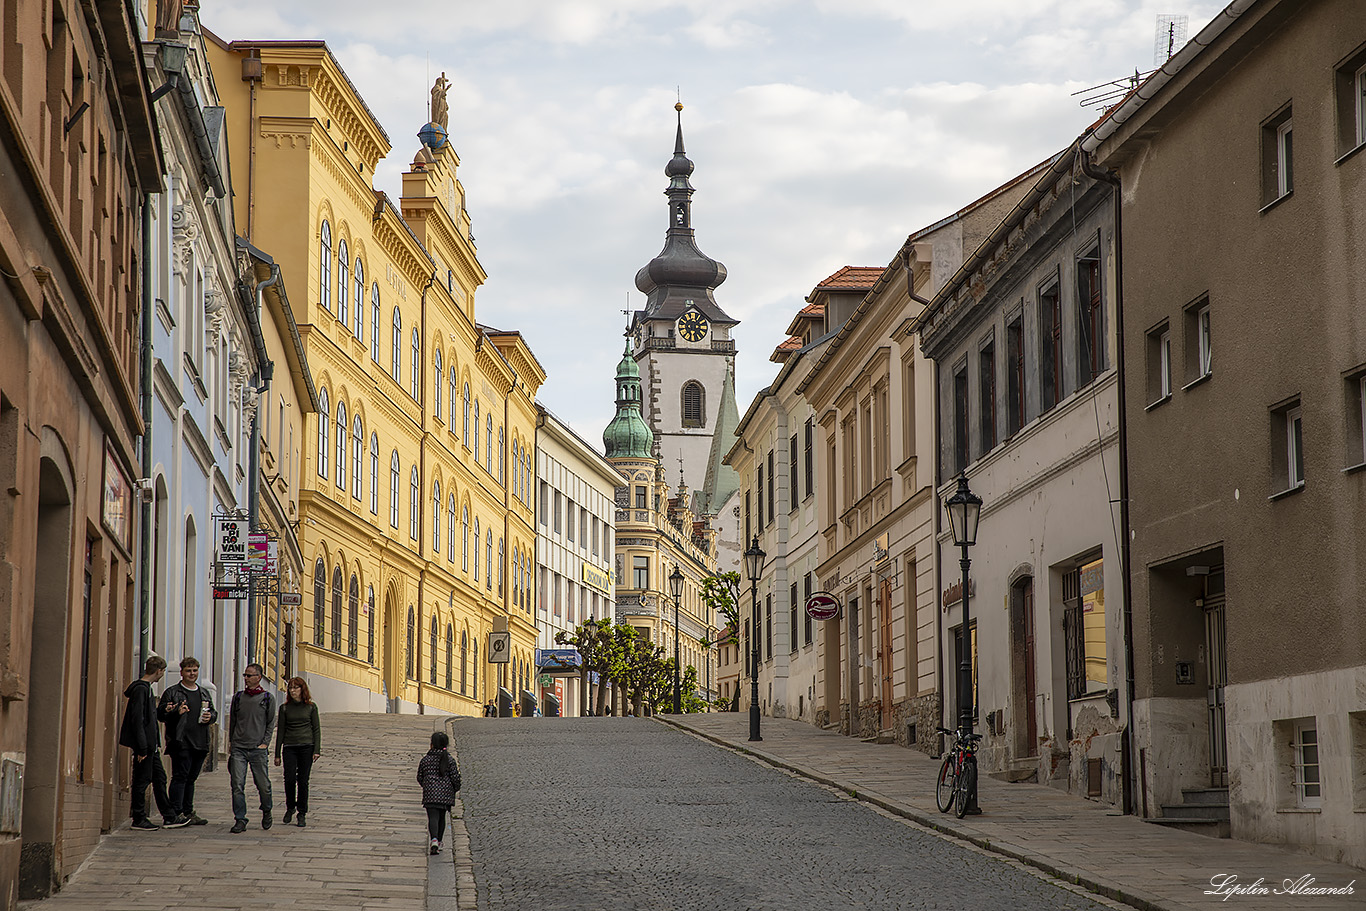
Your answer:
[945,474,983,811]
[744,536,765,742]
[669,566,685,714]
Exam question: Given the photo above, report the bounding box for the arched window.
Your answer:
[472,518,480,582]
[348,574,359,657]
[429,616,438,685]
[432,481,442,553]
[447,494,456,563]
[353,258,364,337]
[681,380,705,428]
[513,547,521,604]
[369,433,379,514]
[336,239,349,329]
[352,415,363,500]
[319,221,332,311]
[409,467,420,541]
[410,328,420,399]
[434,349,443,419]
[485,530,493,591]
[460,630,468,696]
[472,640,478,700]
[406,606,415,678]
[389,451,400,528]
[498,538,505,597]
[445,625,453,690]
[367,586,375,663]
[313,558,326,645]
[461,507,469,572]
[317,389,330,478]
[486,413,493,470]
[499,428,506,486]
[370,284,381,363]
[330,566,343,652]
[335,401,347,490]
[449,366,458,430]
[473,400,480,462]
[462,383,471,444]
[391,307,402,382]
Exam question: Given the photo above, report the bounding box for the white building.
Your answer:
[534,406,618,717]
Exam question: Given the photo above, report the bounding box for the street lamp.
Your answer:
[945,473,983,813]
[669,565,685,714]
[743,536,765,742]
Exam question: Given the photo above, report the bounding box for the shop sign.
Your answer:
[215,518,249,564]
[280,592,302,606]
[101,442,132,551]
[941,578,976,608]
[247,532,269,571]
[581,563,611,594]
[805,592,840,621]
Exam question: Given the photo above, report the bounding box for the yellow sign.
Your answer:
[582,563,611,595]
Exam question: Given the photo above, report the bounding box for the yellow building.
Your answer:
[207,37,543,713]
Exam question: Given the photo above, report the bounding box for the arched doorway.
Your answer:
[382,588,399,712]
[20,452,74,899]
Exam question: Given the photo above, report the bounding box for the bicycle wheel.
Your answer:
[954,756,977,819]
[935,753,957,813]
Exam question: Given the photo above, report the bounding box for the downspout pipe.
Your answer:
[1080,147,1136,817]
[244,267,280,669]
[139,194,155,665]
[417,272,435,714]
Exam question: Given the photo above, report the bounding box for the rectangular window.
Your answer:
[1076,245,1105,385]
[764,593,772,661]
[1146,322,1172,405]
[1039,277,1062,412]
[632,556,649,590]
[1346,371,1366,468]
[803,572,813,646]
[1007,314,1025,436]
[539,481,548,526]
[579,510,587,549]
[566,500,575,543]
[803,417,814,498]
[1270,399,1305,495]
[756,465,764,526]
[789,434,798,513]
[554,491,563,534]
[553,574,562,617]
[592,516,600,556]
[1184,298,1212,383]
[744,490,751,543]
[1294,720,1322,808]
[1334,52,1366,155]
[789,582,798,654]
[978,340,996,453]
[952,363,969,474]
[1262,105,1294,205]
[635,485,646,509]
[766,450,775,524]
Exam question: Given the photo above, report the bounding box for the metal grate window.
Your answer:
[1063,567,1084,700]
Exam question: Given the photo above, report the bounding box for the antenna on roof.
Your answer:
[1154,14,1189,65]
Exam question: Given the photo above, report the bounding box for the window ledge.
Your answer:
[1268,482,1305,502]
[1342,461,1366,475]
[1259,190,1293,215]
[1181,372,1212,392]
[1276,807,1322,815]
[1145,394,1172,412]
[1334,141,1366,167]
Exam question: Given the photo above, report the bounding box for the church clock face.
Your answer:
[677,310,709,342]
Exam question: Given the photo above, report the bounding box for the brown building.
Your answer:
[0,0,162,903]
[1087,0,1366,863]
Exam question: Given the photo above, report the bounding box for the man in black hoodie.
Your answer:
[118,656,185,829]
[158,656,217,826]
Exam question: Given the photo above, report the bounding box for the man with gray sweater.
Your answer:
[228,664,275,833]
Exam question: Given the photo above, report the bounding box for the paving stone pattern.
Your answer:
[454,716,1113,911]
[23,713,447,911]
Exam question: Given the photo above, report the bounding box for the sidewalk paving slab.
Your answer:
[661,713,1361,911]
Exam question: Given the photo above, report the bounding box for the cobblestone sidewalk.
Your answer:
[20,713,453,911]
[662,713,1361,911]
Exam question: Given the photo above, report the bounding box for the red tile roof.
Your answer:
[814,265,884,291]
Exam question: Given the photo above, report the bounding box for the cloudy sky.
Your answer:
[200,0,1223,451]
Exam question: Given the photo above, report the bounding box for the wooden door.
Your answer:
[879,579,894,731]
[1023,579,1037,749]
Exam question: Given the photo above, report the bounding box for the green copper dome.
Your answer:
[604,341,653,459]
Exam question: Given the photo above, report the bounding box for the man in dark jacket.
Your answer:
[158,656,217,826]
[118,656,185,829]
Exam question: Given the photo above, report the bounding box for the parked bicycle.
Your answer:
[935,726,981,818]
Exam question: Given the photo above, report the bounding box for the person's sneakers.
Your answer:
[261,812,273,830]
[163,814,191,829]
[187,814,208,826]
[429,838,439,855]
[296,813,306,828]
[131,818,159,830]
[230,819,247,834]
[282,808,295,825]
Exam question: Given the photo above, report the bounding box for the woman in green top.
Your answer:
[274,677,321,827]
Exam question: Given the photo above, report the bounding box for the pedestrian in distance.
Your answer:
[482,700,497,717]
[119,655,188,830]
[274,676,321,828]
[157,656,216,827]
[416,730,461,855]
[227,663,275,833]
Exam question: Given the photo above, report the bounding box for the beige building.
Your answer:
[0,0,161,902]
[207,37,544,715]
[1088,0,1366,862]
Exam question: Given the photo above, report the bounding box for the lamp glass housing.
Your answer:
[669,566,685,602]
[945,476,983,547]
[743,536,765,583]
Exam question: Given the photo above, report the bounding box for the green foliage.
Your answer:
[555,618,714,715]
[700,572,741,646]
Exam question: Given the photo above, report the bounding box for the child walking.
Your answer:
[417,730,461,854]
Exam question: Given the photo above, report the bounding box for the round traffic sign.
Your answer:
[805,592,840,621]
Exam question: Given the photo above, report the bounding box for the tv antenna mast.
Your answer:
[1154,14,1189,65]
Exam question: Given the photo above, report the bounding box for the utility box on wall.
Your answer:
[0,755,23,833]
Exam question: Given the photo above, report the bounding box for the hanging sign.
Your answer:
[247,532,269,571]
[805,592,840,621]
[280,592,303,606]
[215,518,249,564]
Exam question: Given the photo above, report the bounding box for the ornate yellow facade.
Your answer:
[208,38,543,713]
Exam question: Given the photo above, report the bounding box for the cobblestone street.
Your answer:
[454,716,1115,911]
